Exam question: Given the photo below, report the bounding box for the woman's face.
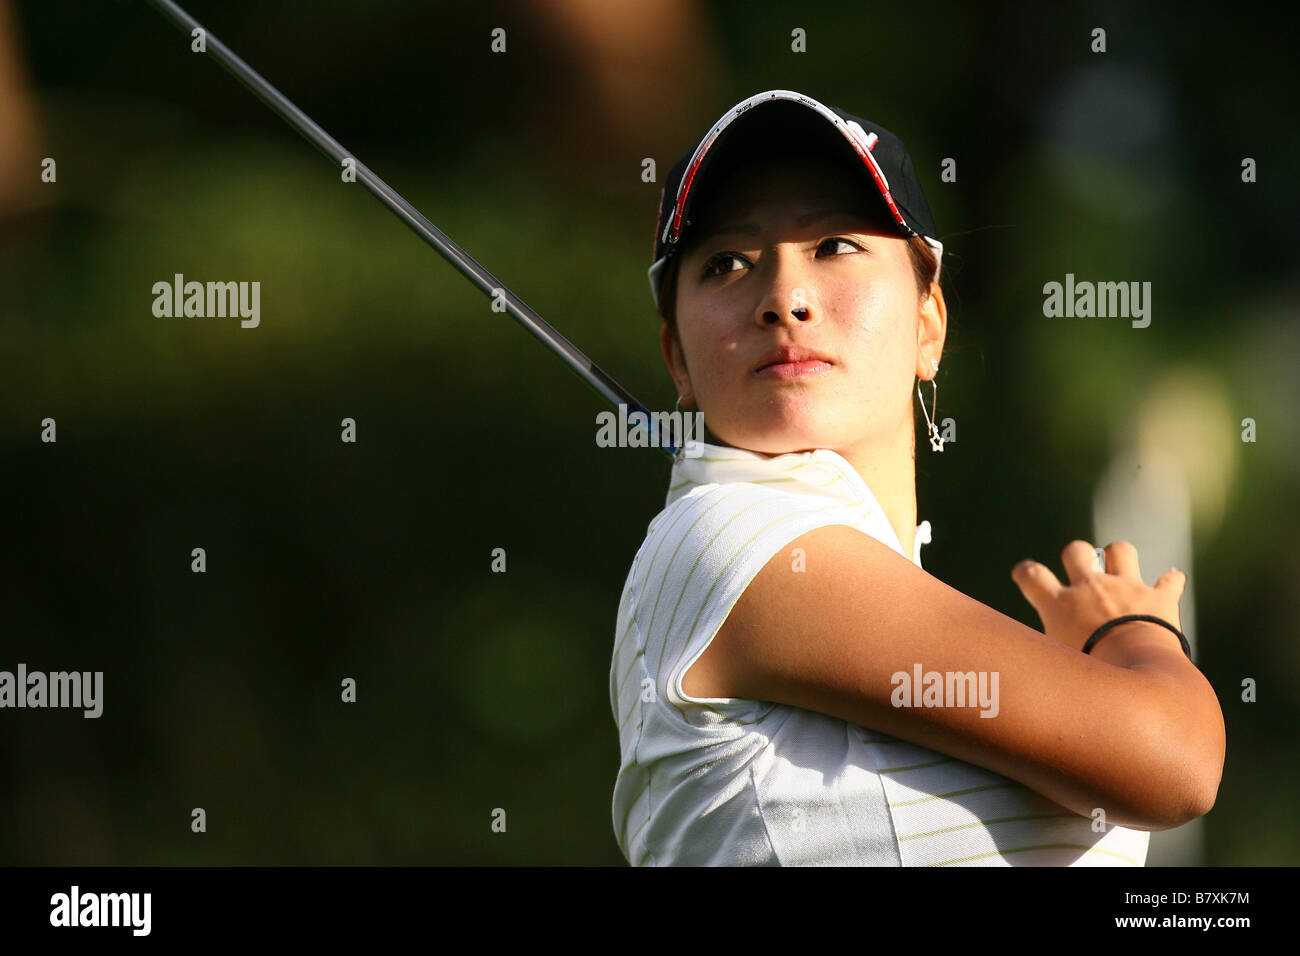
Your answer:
[661,151,945,457]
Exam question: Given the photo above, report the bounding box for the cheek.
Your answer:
[854,279,884,316]
[838,279,891,339]
[838,279,915,368]
[693,314,740,365]
[680,313,737,388]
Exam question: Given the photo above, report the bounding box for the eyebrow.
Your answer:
[692,208,872,247]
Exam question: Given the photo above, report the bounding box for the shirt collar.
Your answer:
[666,441,932,568]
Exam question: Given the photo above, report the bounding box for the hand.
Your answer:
[1011,540,1186,654]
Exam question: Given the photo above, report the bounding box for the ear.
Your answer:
[915,282,948,379]
[659,322,692,401]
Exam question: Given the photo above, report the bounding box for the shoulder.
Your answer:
[627,482,860,671]
[636,482,852,586]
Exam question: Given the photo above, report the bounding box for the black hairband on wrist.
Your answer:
[1082,614,1192,660]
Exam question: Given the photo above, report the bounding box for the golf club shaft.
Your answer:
[144,0,681,461]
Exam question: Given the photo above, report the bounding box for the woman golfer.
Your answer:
[609,90,1225,866]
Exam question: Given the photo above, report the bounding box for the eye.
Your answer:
[701,252,749,279]
[819,237,862,256]
[700,238,863,280]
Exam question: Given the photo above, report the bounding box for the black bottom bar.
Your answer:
[0,864,1280,942]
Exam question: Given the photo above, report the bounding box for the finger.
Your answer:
[1155,566,1187,598]
[1103,540,1142,580]
[1011,559,1064,605]
[1060,539,1100,585]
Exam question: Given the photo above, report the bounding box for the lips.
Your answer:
[755,345,835,373]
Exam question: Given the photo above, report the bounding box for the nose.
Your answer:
[753,250,821,330]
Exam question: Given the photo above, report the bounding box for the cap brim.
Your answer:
[648,257,668,312]
[662,90,917,253]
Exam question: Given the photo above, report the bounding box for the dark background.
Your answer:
[1,0,1296,864]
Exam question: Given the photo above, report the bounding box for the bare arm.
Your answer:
[682,530,1225,830]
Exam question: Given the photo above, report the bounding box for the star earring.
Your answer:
[917,357,944,452]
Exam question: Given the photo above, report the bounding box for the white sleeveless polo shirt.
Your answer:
[609,442,1149,866]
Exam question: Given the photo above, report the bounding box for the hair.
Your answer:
[658,234,940,344]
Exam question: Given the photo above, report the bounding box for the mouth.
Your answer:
[755,346,835,380]
[756,360,834,381]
